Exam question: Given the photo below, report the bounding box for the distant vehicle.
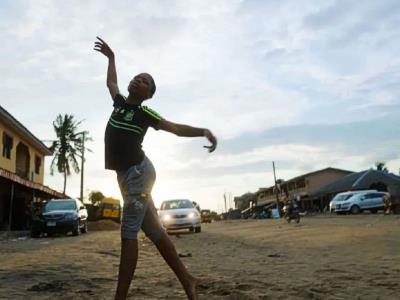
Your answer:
[331,190,389,214]
[31,198,88,237]
[159,199,201,233]
[201,209,212,223]
[329,190,377,213]
[282,203,300,223]
[98,198,121,221]
[329,191,361,213]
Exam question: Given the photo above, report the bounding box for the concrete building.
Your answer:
[234,192,257,211]
[0,106,64,230]
[236,167,353,214]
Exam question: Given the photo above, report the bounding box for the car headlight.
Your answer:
[188,212,195,218]
[163,214,171,221]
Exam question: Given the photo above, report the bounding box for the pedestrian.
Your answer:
[383,194,392,215]
[94,37,217,300]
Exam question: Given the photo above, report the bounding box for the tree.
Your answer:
[375,161,389,173]
[49,114,90,194]
[89,191,106,206]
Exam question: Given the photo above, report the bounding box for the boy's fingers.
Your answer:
[96,36,105,43]
[203,144,217,152]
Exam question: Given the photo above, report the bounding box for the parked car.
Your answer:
[158,199,201,233]
[201,209,212,223]
[331,190,389,214]
[31,198,88,237]
[329,191,362,213]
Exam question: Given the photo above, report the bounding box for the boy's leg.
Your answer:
[115,161,151,300]
[115,194,147,300]
[154,233,199,300]
[141,197,198,300]
[115,239,138,300]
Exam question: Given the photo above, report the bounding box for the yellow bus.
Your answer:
[99,198,121,221]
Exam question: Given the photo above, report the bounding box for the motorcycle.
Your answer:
[283,203,300,223]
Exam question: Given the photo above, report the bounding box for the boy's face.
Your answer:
[128,73,153,100]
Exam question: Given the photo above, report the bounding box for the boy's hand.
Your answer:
[203,129,217,152]
[94,36,114,58]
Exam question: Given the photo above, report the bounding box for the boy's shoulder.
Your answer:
[139,105,163,120]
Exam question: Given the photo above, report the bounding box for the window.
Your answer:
[297,178,306,188]
[2,133,13,159]
[35,155,41,174]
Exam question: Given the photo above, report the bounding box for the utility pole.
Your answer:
[223,192,227,213]
[80,132,85,203]
[272,161,280,217]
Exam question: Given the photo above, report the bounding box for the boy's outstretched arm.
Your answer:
[158,120,217,152]
[94,36,119,99]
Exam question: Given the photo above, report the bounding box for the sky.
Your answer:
[1,0,400,212]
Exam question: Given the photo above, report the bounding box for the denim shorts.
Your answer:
[117,156,165,241]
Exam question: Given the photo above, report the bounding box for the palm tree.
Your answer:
[375,161,389,173]
[49,114,90,194]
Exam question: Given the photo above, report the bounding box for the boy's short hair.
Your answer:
[142,73,156,97]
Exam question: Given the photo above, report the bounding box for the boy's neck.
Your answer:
[126,94,143,106]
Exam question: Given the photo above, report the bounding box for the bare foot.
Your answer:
[184,276,199,300]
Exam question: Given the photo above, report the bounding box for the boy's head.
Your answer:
[128,73,156,100]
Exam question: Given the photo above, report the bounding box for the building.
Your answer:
[310,169,400,213]
[234,192,256,211]
[0,105,64,230]
[236,167,353,214]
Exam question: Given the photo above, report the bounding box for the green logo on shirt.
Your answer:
[124,111,134,121]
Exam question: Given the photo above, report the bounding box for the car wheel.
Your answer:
[189,227,195,233]
[72,222,81,236]
[195,227,201,233]
[370,209,378,214]
[81,221,88,234]
[350,205,361,214]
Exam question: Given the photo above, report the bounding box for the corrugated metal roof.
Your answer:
[310,169,400,198]
[284,167,353,183]
[0,167,65,198]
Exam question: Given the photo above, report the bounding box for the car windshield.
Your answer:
[45,200,76,212]
[161,200,193,210]
[333,194,354,202]
[202,210,210,215]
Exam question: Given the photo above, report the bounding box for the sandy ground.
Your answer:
[0,215,399,300]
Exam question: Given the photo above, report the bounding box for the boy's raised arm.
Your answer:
[158,119,217,152]
[94,36,119,100]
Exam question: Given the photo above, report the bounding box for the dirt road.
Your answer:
[0,215,399,299]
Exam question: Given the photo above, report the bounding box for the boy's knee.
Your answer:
[121,228,139,240]
[146,228,166,244]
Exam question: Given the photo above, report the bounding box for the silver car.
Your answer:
[158,199,201,233]
[332,190,388,214]
[329,191,361,213]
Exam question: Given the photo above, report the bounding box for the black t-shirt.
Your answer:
[104,93,163,171]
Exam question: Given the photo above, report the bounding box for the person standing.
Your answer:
[94,37,217,300]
